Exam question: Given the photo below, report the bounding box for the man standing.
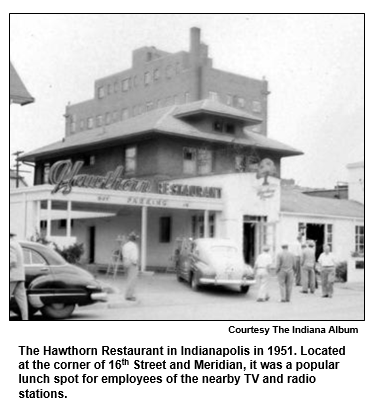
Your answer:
[301,240,316,294]
[291,234,302,286]
[10,233,28,320]
[122,232,140,301]
[276,243,296,303]
[254,245,272,302]
[318,244,337,298]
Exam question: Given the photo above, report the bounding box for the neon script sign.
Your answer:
[48,160,222,199]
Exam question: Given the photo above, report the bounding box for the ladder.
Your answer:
[106,235,126,278]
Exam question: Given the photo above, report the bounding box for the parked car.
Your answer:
[10,241,108,319]
[176,238,255,293]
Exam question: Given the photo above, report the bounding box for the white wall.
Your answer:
[347,163,364,204]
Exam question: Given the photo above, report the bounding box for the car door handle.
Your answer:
[40,268,49,273]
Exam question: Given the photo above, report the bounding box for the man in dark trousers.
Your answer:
[276,243,296,303]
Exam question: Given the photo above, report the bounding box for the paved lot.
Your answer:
[14,272,363,321]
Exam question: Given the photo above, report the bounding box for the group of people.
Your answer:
[254,236,337,303]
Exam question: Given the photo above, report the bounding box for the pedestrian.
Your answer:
[254,245,272,302]
[10,233,28,320]
[291,234,302,286]
[122,232,140,301]
[318,244,337,298]
[276,243,296,302]
[300,240,316,294]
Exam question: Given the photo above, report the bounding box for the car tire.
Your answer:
[177,274,183,282]
[190,273,199,291]
[240,285,250,294]
[41,303,76,319]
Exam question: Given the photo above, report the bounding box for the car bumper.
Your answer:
[91,292,108,302]
[199,277,256,286]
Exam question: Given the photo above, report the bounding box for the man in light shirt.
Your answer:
[291,234,302,286]
[276,243,296,303]
[254,245,272,302]
[318,244,337,298]
[301,240,316,294]
[122,232,140,301]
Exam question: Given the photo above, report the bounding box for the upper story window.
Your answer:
[125,146,137,174]
[43,163,50,184]
[154,69,160,81]
[122,108,129,121]
[122,78,130,92]
[98,86,105,99]
[144,72,151,86]
[209,91,219,102]
[226,94,233,106]
[237,97,246,108]
[79,119,85,132]
[87,117,94,129]
[96,115,103,127]
[225,123,236,134]
[183,147,212,175]
[355,225,364,254]
[213,120,223,132]
[252,101,262,113]
[235,155,246,173]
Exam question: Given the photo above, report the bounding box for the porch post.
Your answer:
[46,199,52,239]
[141,205,148,273]
[204,210,209,238]
[35,200,41,235]
[66,200,72,237]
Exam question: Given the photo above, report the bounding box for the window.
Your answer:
[226,94,233,106]
[252,101,262,113]
[209,91,219,102]
[87,117,94,129]
[213,120,223,132]
[183,147,197,174]
[98,86,105,99]
[70,114,77,134]
[23,249,47,266]
[89,155,95,166]
[326,224,333,251]
[154,69,160,81]
[122,108,129,121]
[144,72,151,86]
[235,155,246,173]
[43,163,50,184]
[58,220,74,230]
[125,147,137,173]
[79,119,85,131]
[192,215,215,238]
[197,149,212,175]
[355,226,364,254]
[122,78,130,92]
[159,217,172,243]
[96,115,103,127]
[237,97,245,108]
[40,221,47,230]
[225,123,236,134]
[105,112,111,125]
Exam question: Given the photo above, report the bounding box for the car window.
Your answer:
[31,250,47,265]
[210,246,238,257]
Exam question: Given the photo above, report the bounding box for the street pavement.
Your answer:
[34,272,365,320]
[10,272,364,321]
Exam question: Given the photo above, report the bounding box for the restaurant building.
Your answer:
[11,28,363,280]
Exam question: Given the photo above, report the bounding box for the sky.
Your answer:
[9,14,364,188]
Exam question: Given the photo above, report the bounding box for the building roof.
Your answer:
[21,101,302,161]
[173,99,262,124]
[347,160,364,169]
[10,62,34,106]
[281,188,364,219]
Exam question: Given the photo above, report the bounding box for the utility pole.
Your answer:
[12,151,30,188]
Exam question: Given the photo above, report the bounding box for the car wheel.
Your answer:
[177,274,183,282]
[240,285,250,294]
[41,303,76,319]
[190,273,199,291]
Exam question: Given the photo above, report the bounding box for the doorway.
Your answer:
[306,224,325,260]
[243,222,256,266]
[88,226,96,264]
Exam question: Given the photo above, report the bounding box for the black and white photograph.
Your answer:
[10,14,364,321]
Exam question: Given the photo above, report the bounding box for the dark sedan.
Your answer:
[10,241,108,319]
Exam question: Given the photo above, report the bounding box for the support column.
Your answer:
[204,210,209,238]
[141,206,148,273]
[46,199,52,239]
[66,200,72,237]
[35,200,41,236]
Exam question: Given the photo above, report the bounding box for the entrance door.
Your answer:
[88,226,96,264]
[306,224,325,260]
[243,222,256,265]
